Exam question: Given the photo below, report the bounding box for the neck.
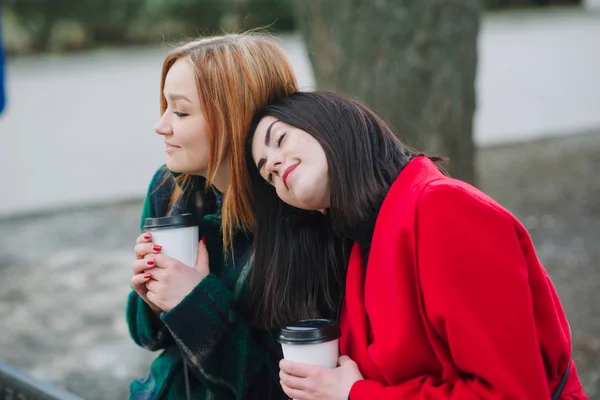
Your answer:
[210,160,230,194]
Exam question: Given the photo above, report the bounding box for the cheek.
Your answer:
[178,133,209,168]
[187,147,210,169]
[178,117,209,144]
[317,153,328,177]
[298,174,329,208]
[183,129,209,154]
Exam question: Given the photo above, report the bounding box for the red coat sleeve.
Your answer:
[350,182,552,399]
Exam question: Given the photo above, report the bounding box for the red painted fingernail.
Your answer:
[146,259,155,266]
[143,234,151,240]
[152,244,162,252]
[201,236,206,245]
[143,274,152,279]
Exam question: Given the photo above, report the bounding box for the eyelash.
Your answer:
[174,111,189,117]
[267,132,287,183]
[276,132,286,147]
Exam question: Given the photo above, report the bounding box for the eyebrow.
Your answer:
[167,93,192,103]
[256,119,280,173]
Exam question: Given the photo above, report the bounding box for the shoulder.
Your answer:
[417,177,514,224]
[411,177,524,252]
[415,179,529,289]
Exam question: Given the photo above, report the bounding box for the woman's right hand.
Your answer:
[131,232,162,313]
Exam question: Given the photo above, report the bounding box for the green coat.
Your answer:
[126,166,284,400]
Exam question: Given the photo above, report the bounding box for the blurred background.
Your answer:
[0,0,599,398]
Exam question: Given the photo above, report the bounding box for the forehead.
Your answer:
[251,116,279,158]
[164,58,196,93]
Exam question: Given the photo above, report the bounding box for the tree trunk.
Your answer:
[293,0,481,185]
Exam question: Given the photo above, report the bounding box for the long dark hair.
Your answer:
[245,91,445,329]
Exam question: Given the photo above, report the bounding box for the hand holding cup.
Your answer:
[131,214,209,312]
[131,232,162,312]
[140,240,209,312]
[277,319,362,400]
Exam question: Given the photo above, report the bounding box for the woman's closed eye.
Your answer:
[276,132,287,147]
[174,111,189,117]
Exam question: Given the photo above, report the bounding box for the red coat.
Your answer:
[340,157,586,399]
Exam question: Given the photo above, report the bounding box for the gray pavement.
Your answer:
[0,202,151,399]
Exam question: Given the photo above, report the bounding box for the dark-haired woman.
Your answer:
[234,91,587,400]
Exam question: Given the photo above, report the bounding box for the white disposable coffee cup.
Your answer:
[278,319,341,369]
[143,213,199,267]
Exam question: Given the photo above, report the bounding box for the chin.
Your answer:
[294,195,327,212]
[282,184,325,211]
[165,161,194,175]
[165,159,183,173]
[167,161,207,177]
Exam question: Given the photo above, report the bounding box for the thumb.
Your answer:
[338,355,354,366]
[194,237,209,274]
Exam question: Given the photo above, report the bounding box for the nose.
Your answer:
[154,113,172,136]
[265,152,284,176]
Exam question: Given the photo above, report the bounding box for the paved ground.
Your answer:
[1,129,599,399]
[0,201,150,399]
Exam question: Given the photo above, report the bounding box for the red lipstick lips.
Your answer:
[282,163,299,189]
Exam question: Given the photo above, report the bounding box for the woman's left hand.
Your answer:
[143,240,210,312]
[279,356,364,400]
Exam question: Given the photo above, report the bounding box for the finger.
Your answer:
[194,239,209,271]
[145,267,165,281]
[131,273,152,288]
[280,383,306,400]
[279,360,315,378]
[132,258,159,275]
[280,382,294,399]
[338,355,354,366]
[134,242,160,259]
[149,254,179,269]
[280,370,308,391]
[145,277,157,292]
[136,232,152,244]
[146,289,157,305]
